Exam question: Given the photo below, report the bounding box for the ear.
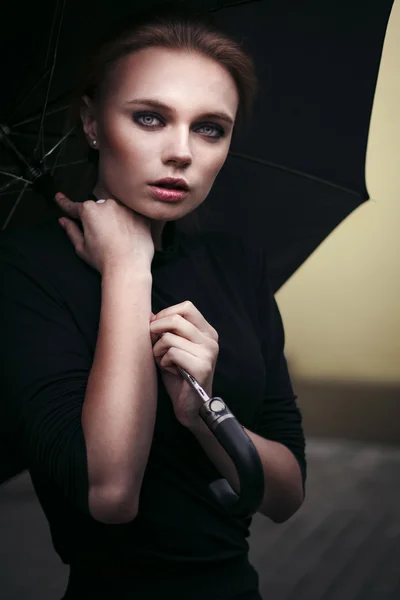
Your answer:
[80,95,98,144]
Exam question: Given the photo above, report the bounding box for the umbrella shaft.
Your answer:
[177,365,210,403]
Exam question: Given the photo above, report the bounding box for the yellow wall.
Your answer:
[276,0,400,386]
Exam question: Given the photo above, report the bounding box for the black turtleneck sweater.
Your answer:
[0,204,306,599]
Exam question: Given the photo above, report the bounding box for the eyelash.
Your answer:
[133,111,226,139]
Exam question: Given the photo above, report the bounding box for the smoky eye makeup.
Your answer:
[132,110,227,139]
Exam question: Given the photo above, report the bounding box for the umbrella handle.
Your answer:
[198,397,265,518]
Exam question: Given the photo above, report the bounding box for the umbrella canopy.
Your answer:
[0,0,394,485]
[0,0,394,291]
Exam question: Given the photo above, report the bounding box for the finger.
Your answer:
[158,351,180,375]
[149,312,158,346]
[153,334,217,379]
[151,316,219,362]
[152,331,198,361]
[160,347,208,380]
[153,301,218,341]
[150,315,204,345]
[150,329,161,347]
[54,192,84,221]
[59,217,85,256]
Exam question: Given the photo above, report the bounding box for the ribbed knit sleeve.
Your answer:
[251,244,307,492]
[0,240,91,514]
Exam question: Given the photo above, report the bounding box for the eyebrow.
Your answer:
[125,97,234,126]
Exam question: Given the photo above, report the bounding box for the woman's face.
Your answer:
[81,46,239,248]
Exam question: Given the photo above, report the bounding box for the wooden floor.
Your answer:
[1,437,399,599]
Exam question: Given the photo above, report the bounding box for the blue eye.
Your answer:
[198,123,225,138]
[133,111,225,139]
[134,113,161,127]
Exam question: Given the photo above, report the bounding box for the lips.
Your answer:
[156,183,182,190]
[152,177,189,191]
[149,185,188,202]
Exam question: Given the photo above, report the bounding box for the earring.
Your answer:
[91,139,97,148]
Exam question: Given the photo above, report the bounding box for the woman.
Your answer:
[0,4,306,599]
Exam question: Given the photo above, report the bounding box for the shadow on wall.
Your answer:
[292,371,400,446]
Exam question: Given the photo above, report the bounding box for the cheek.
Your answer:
[97,118,149,194]
[202,150,229,188]
[101,116,137,157]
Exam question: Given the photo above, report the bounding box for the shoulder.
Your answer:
[0,218,94,279]
[1,217,69,256]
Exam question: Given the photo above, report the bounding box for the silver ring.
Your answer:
[96,199,106,203]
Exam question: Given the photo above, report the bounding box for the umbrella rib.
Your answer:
[41,126,75,162]
[209,0,262,13]
[44,0,62,70]
[1,181,30,231]
[34,0,67,163]
[0,175,29,196]
[8,128,72,141]
[228,151,363,198]
[7,68,52,126]
[0,171,31,185]
[52,159,87,170]
[13,104,70,129]
[49,123,79,175]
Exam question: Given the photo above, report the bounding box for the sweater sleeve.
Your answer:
[0,240,91,514]
[250,245,307,493]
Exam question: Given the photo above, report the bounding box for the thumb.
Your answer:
[150,331,159,347]
[58,218,84,255]
[150,312,158,346]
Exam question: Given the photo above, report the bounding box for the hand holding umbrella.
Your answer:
[149,301,219,430]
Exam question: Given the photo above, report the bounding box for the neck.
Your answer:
[91,183,167,252]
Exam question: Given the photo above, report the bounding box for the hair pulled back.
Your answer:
[70,1,258,145]
[68,1,259,230]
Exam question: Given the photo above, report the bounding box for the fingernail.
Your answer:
[55,192,65,201]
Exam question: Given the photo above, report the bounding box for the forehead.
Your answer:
[103,47,238,113]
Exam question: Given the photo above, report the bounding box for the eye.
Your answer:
[133,112,162,127]
[133,111,226,139]
[197,123,225,139]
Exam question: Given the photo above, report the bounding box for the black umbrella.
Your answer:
[0,0,394,497]
[0,0,394,291]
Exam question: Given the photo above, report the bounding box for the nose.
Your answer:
[162,129,193,167]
